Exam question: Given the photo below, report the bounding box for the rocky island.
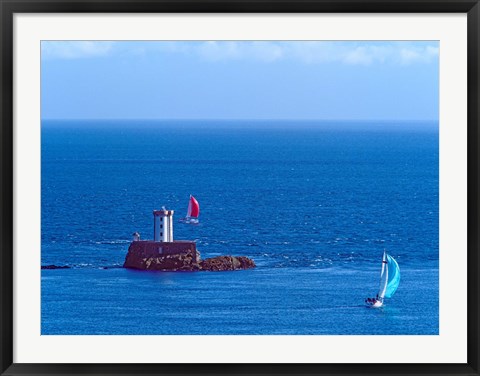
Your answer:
[123,240,255,272]
[123,208,255,272]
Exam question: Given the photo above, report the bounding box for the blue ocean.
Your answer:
[41,120,439,335]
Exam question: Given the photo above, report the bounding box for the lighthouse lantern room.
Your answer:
[153,209,174,242]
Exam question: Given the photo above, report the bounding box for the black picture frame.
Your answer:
[1,1,479,375]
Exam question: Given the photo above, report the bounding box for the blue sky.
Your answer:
[41,41,439,121]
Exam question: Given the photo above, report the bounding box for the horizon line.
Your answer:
[41,118,439,123]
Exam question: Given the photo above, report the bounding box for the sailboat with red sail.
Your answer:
[180,195,200,224]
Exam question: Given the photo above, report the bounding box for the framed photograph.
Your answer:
[1,0,479,375]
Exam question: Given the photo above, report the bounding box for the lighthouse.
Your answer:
[153,209,174,242]
[125,207,199,269]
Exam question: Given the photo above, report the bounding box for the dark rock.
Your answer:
[199,256,256,271]
[124,242,201,271]
[123,241,199,270]
[123,241,255,272]
[142,251,201,271]
[41,265,70,270]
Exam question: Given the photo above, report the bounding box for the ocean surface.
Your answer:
[41,120,439,335]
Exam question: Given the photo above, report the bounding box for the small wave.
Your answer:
[93,240,131,245]
[98,265,124,270]
[264,241,291,245]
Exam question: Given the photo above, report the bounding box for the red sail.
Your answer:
[188,195,200,218]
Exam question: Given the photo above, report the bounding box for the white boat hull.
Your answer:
[365,298,384,308]
[179,217,199,224]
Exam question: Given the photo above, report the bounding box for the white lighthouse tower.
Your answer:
[153,209,174,242]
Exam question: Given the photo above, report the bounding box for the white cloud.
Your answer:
[343,46,375,65]
[399,45,439,64]
[190,41,438,66]
[42,41,115,59]
[195,41,284,62]
[41,41,439,66]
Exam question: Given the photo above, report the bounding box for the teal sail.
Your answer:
[384,254,400,298]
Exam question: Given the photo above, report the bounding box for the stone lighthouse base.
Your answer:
[123,240,255,272]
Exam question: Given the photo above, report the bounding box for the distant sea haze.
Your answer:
[41,120,439,335]
[41,118,439,130]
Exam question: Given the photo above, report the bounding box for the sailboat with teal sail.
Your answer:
[365,250,400,308]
